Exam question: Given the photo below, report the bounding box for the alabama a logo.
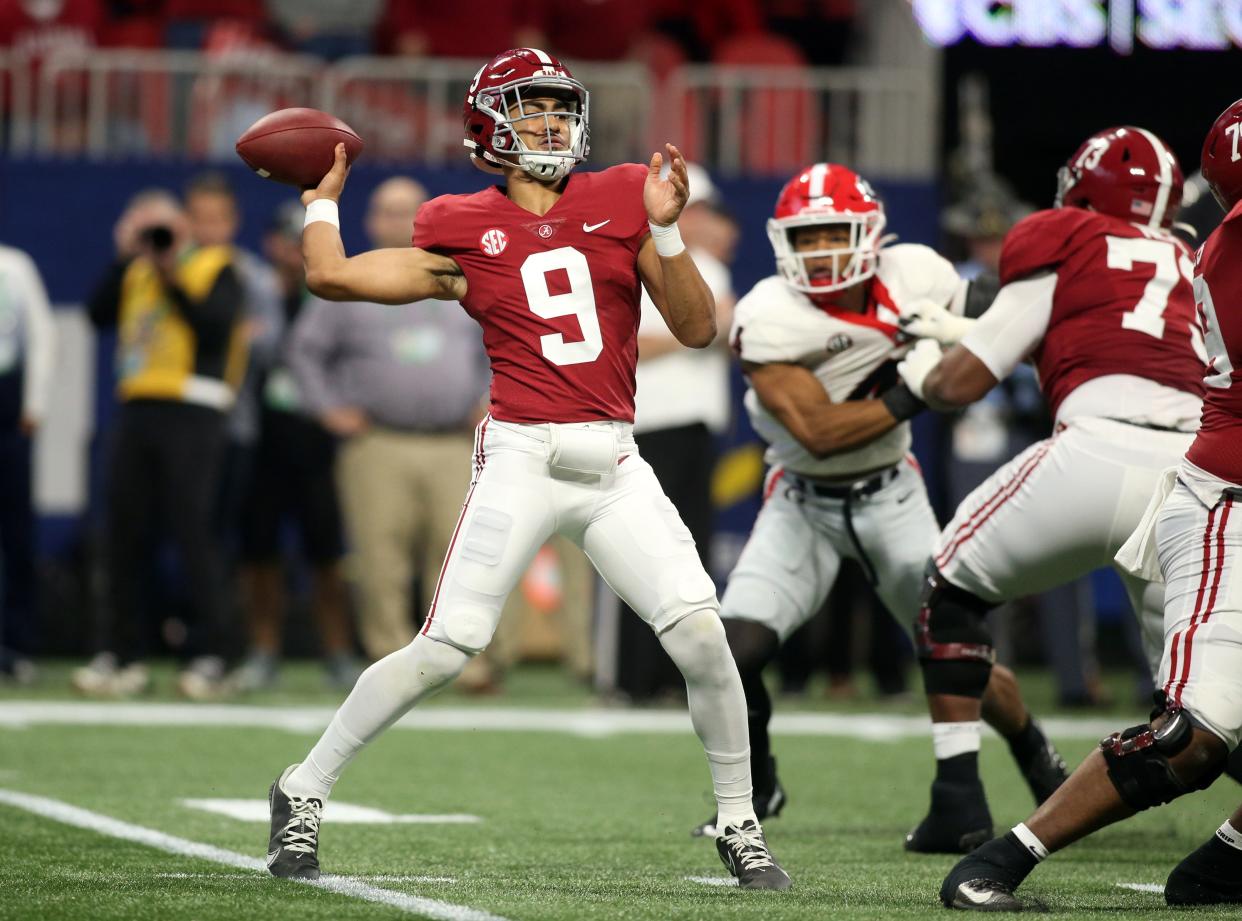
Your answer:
[480,228,509,256]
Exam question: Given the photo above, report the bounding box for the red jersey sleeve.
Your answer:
[999,208,1098,285]
[411,198,442,251]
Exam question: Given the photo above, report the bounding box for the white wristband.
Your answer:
[648,220,685,257]
[304,198,340,230]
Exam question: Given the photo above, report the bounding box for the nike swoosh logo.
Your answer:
[896,492,913,504]
[956,882,998,906]
[583,220,611,233]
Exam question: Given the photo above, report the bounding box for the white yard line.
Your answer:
[0,788,506,921]
[0,701,1127,740]
[685,876,738,887]
[1116,882,1163,893]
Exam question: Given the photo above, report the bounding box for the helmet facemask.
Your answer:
[474,77,590,182]
[767,212,886,294]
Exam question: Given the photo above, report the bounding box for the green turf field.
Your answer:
[1,663,1239,920]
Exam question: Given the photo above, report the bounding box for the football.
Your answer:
[235,107,363,188]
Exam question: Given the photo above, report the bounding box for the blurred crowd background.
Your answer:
[0,0,1238,706]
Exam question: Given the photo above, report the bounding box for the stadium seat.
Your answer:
[711,32,816,175]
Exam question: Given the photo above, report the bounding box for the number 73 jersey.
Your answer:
[997,207,1205,419]
[413,164,651,424]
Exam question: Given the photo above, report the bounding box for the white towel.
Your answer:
[1115,466,1179,581]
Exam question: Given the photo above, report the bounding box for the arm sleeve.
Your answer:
[86,259,130,329]
[959,273,1057,380]
[286,300,347,415]
[16,253,56,421]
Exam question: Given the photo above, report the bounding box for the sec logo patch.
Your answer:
[480,228,509,256]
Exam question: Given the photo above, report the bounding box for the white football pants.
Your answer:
[935,416,1194,675]
[421,415,719,653]
[721,457,936,639]
[1155,469,1242,749]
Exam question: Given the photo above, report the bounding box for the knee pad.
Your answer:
[723,618,780,676]
[1100,704,1225,810]
[437,602,498,655]
[914,565,996,698]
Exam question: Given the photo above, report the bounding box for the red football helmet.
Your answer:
[1201,98,1242,212]
[1055,126,1183,229]
[767,163,886,294]
[463,47,589,182]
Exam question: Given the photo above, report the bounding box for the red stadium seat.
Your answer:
[711,32,816,175]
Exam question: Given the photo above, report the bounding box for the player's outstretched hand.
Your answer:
[301,143,351,207]
[897,338,944,400]
[645,143,688,227]
[897,298,975,346]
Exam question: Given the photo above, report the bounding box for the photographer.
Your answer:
[74,189,248,699]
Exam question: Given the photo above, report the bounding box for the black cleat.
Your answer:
[1166,833,1242,905]
[1016,725,1068,805]
[266,764,323,880]
[942,878,1024,912]
[715,819,792,890]
[905,779,993,854]
[940,833,1038,911]
[693,758,787,838]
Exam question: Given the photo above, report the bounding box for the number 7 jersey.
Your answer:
[413,164,651,424]
[997,207,1205,419]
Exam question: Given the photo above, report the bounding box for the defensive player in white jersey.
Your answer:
[691,163,1068,839]
[937,101,1242,914]
[263,48,790,890]
[890,125,1206,874]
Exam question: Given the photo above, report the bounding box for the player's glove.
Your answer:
[896,338,944,401]
[897,298,975,346]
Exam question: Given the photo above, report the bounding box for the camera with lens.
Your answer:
[140,225,175,253]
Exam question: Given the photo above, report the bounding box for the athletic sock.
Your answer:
[1005,717,1046,765]
[1216,821,1242,852]
[1010,822,1049,862]
[284,635,469,801]
[659,610,758,831]
[933,721,982,783]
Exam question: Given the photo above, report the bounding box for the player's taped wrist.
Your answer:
[648,221,685,257]
[880,381,925,422]
[304,198,340,230]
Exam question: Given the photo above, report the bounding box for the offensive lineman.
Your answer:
[894,126,1205,860]
[263,48,790,890]
[938,99,1242,913]
[693,164,1067,841]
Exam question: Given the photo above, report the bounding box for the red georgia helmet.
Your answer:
[463,47,590,182]
[767,163,887,294]
[1055,126,1183,229]
[1201,98,1242,213]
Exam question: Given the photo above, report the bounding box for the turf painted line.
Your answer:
[0,701,1128,741]
[1116,882,1163,893]
[157,872,458,883]
[685,876,738,887]
[181,798,481,824]
[0,788,508,921]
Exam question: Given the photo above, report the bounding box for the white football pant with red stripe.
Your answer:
[421,415,718,653]
[1155,466,1242,749]
[934,416,1193,674]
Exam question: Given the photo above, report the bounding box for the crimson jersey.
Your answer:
[1187,200,1242,483]
[413,164,650,423]
[1000,208,1204,417]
